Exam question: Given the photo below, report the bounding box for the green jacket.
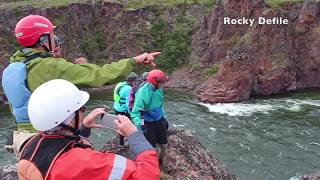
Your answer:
[10,48,136,131]
[10,48,136,91]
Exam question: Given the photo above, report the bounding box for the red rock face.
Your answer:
[0,2,206,95]
[193,0,320,103]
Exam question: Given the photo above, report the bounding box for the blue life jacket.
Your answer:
[1,53,44,123]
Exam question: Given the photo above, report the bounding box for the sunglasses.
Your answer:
[79,105,86,112]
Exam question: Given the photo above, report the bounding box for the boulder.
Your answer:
[101,129,238,180]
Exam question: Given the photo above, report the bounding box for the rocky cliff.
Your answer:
[0,129,238,180]
[178,0,320,103]
[0,1,211,102]
[0,1,209,71]
[1,0,319,103]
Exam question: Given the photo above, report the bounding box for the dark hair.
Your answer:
[126,72,139,82]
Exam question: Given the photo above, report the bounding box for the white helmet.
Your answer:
[28,79,89,131]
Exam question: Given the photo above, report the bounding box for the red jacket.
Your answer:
[48,148,160,180]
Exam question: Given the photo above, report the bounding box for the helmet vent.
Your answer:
[34,22,49,28]
[15,32,23,37]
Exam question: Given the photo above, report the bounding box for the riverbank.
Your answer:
[0,129,239,180]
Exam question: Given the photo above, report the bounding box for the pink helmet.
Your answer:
[147,70,169,85]
[15,15,55,47]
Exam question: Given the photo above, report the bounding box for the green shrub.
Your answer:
[150,14,193,73]
[205,64,219,76]
[190,63,201,71]
[78,12,106,64]
[265,0,303,7]
[124,0,214,10]
[0,0,90,10]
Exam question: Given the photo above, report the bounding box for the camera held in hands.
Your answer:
[100,113,118,130]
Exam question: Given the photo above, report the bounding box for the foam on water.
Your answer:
[199,99,320,116]
[172,124,186,127]
[199,102,274,116]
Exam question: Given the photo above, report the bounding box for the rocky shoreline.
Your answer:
[0,129,238,180]
[0,125,319,179]
[101,129,238,180]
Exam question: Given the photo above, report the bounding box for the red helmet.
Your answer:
[15,15,55,47]
[147,70,169,85]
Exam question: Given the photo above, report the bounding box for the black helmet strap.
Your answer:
[39,34,53,55]
[58,110,80,136]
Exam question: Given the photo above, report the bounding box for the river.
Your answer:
[0,89,319,180]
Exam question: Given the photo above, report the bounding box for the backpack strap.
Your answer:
[22,52,50,64]
[116,82,129,104]
[18,133,90,180]
[22,52,50,91]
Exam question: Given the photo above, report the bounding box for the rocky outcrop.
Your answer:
[0,2,210,102]
[0,129,237,180]
[2,0,318,104]
[0,2,207,64]
[182,0,320,103]
[101,129,238,180]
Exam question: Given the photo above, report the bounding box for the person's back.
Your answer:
[48,143,158,180]
[128,72,147,113]
[113,81,132,115]
[128,78,143,113]
[113,72,139,145]
[18,79,160,180]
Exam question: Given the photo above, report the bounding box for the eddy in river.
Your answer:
[18,79,160,180]
[2,15,161,154]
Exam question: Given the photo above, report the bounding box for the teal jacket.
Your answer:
[131,82,166,128]
[113,82,132,113]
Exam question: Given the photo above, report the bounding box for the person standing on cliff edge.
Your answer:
[113,72,140,145]
[1,14,161,155]
[131,69,169,166]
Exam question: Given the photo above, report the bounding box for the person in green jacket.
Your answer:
[130,69,169,166]
[3,15,160,154]
[113,72,139,145]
